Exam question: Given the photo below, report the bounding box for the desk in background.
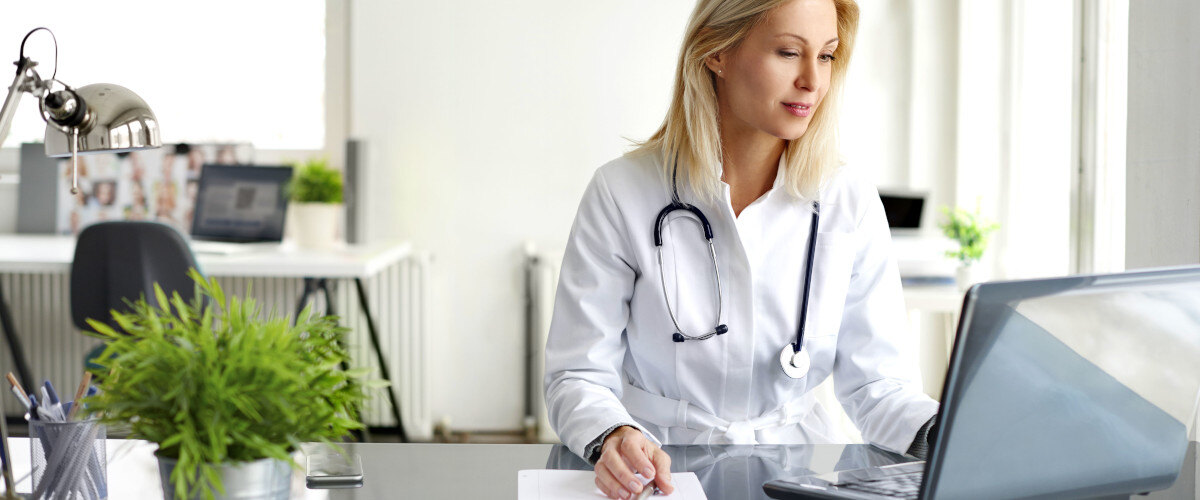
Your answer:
[0,235,431,439]
[0,439,1194,499]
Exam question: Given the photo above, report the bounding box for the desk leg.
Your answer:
[294,278,319,321]
[0,281,33,390]
[355,278,408,442]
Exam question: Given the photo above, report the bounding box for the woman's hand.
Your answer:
[594,426,675,499]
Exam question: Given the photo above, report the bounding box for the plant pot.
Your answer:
[156,455,291,500]
[292,202,341,250]
[956,263,981,292]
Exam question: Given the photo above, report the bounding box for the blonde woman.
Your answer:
[543,0,938,498]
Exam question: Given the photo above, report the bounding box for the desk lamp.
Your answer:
[0,27,162,498]
[0,27,161,191]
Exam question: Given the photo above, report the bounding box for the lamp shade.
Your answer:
[44,83,161,157]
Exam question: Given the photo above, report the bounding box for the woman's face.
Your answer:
[710,0,839,142]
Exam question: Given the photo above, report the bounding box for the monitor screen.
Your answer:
[879,193,924,229]
[190,164,292,242]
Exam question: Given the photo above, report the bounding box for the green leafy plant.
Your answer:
[288,158,343,203]
[939,204,1000,265]
[83,269,375,500]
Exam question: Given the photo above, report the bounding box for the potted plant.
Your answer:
[288,158,344,250]
[938,204,1000,291]
[83,270,372,500]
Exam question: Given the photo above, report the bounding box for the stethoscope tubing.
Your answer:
[654,159,818,360]
[655,201,728,341]
[793,202,820,353]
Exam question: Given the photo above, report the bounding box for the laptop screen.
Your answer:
[190,164,292,243]
[879,192,924,230]
[927,268,1200,498]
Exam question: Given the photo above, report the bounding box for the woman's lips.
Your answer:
[783,102,813,118]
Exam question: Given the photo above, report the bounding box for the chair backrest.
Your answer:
[70,221,201,331]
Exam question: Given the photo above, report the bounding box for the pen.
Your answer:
[636,479,657,500]
[44,380,60,405]
[28,394,38,420]
[8,387,28,411]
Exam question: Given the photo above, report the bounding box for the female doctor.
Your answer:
[543,0,938,498]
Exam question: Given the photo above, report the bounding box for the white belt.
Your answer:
[620,382,817,445]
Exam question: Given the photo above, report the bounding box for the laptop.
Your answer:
[189,164,292,254]
[765,266,1200,499]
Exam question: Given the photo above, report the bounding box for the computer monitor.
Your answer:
[878,191,925,232]
[190,164,292,243]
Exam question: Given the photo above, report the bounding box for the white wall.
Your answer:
[349,1,694,430]
[348,0,973,431]
[1125,0,1200,269]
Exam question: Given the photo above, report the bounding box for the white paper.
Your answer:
[517,469,707,500]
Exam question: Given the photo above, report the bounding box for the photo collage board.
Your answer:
[55,143,254,236]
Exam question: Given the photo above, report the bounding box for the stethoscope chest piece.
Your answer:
[779,344,810,379]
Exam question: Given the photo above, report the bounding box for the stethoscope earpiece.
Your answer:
[672,333,686,343]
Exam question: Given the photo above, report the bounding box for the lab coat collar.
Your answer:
[716,154,791,205]
[715,153,792,206]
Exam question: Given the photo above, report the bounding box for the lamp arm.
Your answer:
[0,58,41,151]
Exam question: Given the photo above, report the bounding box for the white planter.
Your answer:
[956,263,984,292]
[292,202,341,250]
[157,455,291,500]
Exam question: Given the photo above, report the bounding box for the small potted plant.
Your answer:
[288,158,344,250]
[938,204,1000,291]
[83,270,372,500]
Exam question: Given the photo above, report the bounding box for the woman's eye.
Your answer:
[778,50,799,59]
[819,53,837,62]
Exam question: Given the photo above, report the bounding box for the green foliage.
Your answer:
[83,269,374,500]
[938,205,1001,265]
[287,158,344,203]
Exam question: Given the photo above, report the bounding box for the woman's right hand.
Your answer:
[594,426,675,499]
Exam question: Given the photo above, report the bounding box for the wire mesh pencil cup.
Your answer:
[30,418,107,500]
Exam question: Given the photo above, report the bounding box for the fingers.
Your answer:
[648,446,675,495]
[601,450,645,497]
[620,434,657,478]
[595,462,635,499]
[596,429,656,499]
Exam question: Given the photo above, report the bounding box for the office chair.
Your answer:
[71,222,201,362]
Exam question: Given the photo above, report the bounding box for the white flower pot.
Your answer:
[956,264,982,292]
[156,455,291,500]
[292,202,341,250]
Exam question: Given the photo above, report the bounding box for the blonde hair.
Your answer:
[634,0,860,202]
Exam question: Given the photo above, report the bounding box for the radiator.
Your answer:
[524,244,561,443]
[0,254,434,440]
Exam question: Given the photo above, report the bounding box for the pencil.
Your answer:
[66,372,92,421]
[3,373,26,403]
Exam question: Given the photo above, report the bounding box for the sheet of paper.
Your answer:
[517,469,707,500]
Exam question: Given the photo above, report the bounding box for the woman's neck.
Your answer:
[721,125,786,217]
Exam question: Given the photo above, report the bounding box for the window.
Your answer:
[1,1,324,150]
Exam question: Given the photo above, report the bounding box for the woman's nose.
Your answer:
[795,57,820,93]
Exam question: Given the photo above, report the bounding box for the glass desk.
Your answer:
[0,439,1194,499]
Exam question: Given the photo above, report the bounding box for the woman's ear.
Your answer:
[705,52,726,77]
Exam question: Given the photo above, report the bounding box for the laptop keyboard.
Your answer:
[835,471,923,499]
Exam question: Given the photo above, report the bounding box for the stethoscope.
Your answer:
[653,161,820,379]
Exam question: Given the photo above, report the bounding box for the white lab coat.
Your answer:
[543,152,938,460]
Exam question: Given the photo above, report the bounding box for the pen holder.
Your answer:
[30,418,107,500]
